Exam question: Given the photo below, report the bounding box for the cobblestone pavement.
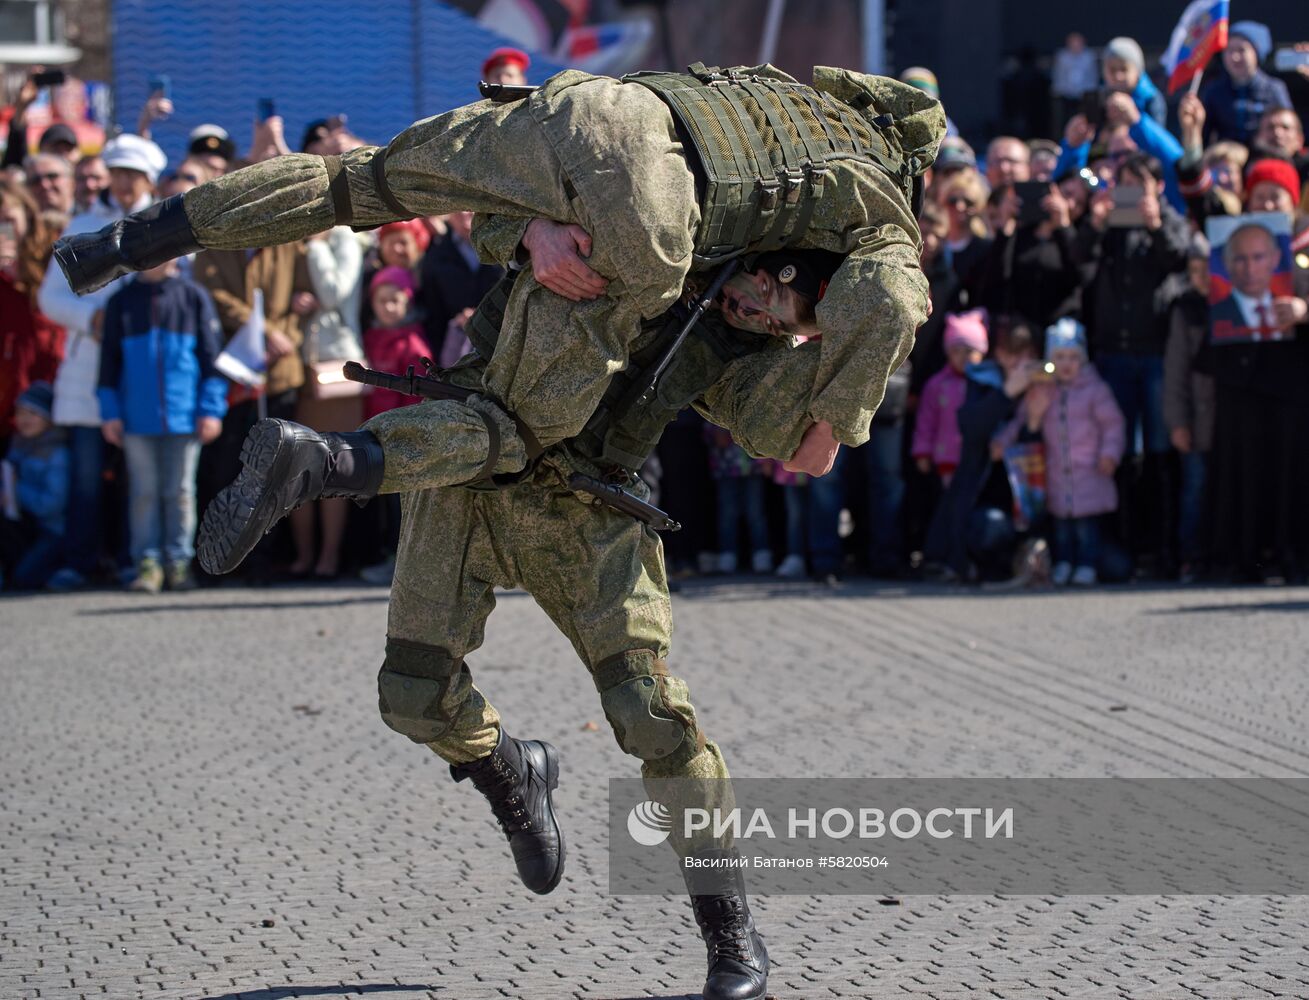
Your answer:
[3,580,1308,999]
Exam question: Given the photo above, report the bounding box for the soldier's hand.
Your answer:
[783,420,840,477]
[522,219,608,301]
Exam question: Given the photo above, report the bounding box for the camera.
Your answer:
[1078,88,1109,131]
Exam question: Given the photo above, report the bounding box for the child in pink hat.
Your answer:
[912,309,988,486]
[362,266,429,420]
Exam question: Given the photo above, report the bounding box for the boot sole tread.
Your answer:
[197,421,294,575]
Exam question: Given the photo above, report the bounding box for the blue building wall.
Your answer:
[111,0,567,168]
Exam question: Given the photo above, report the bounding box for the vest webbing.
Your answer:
[622,63,907,266]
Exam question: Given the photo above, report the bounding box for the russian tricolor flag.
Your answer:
[1162,0,1230,95]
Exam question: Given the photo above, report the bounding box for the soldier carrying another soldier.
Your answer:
[52,61,944,1000]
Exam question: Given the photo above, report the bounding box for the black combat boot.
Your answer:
[685,851,769,1000]
[450,729,565,895]
[197,419,383,576]
[52,195,203,295]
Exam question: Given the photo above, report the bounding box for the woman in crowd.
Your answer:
[936,169,992,300]
[0,178,64,457]
[288,224,365,579]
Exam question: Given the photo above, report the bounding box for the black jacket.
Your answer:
[420,235,504,352]
[976,223,1082,329]
[1081,204,1190,357]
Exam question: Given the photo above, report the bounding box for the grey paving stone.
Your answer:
[3,582,1309,998]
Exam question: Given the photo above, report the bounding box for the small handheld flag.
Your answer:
[1162,0,1230,96]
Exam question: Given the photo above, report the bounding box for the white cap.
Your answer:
[188,123,230,142]
[102,133,168,184]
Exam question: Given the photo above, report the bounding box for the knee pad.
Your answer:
[377,637,464,743]
[594,650,703,762]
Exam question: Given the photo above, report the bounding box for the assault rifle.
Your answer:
[340,360,682,531]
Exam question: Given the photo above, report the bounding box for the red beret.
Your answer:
[1244,158,1303,208]
[482,47,530,78]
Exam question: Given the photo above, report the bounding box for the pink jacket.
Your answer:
[363,322,429,419]
[995,365,1126,519]
[912,365,967,469]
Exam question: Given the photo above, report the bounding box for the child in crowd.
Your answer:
[98,258,227,592]
[913,310,988,488]
[0,382,68,590]
[703,425,772,575]
[994,318,1125,586]
[362,267,430,420]
[358,266,431,584]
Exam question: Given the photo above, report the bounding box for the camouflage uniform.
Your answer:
[365,299,843,853]
[183,66,943,458]
[177,67,941,848]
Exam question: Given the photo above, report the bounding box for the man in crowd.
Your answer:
[187,125,237,176]
[1253,107,1309,187]
[986,136,1031,187]
[25,153,75,222]
[36,123,80,164]
[1201,20,1293,146]
[1081,151,1190,575]
[73,156,109,214]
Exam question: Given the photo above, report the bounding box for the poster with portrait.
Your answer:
[1205,212,1295,345]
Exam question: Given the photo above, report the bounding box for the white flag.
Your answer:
[214,288,267,388]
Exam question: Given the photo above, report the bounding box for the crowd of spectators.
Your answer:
[2,28,1308,594]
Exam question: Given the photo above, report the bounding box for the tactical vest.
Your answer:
[622,63,909,266]
[465,271,766,474]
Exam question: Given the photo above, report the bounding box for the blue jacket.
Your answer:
[6,428,69,535]
[1055,111,1186,213]
[1133,73,1167,128]
[1201,71,1293,146]
[97,274,228,436]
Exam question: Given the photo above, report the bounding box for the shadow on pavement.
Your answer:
[199,985,441,1000]
[1147,599,1309,615]
[76,595,391,615]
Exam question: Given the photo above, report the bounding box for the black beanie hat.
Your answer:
[749,249,844,303]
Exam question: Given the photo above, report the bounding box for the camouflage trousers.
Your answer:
[183,72,700,449]
[364,401,732,854]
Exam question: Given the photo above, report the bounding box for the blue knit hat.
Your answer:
[1229,21,1273,63]
[1044,318,1087,360]
[16,380,54,420]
